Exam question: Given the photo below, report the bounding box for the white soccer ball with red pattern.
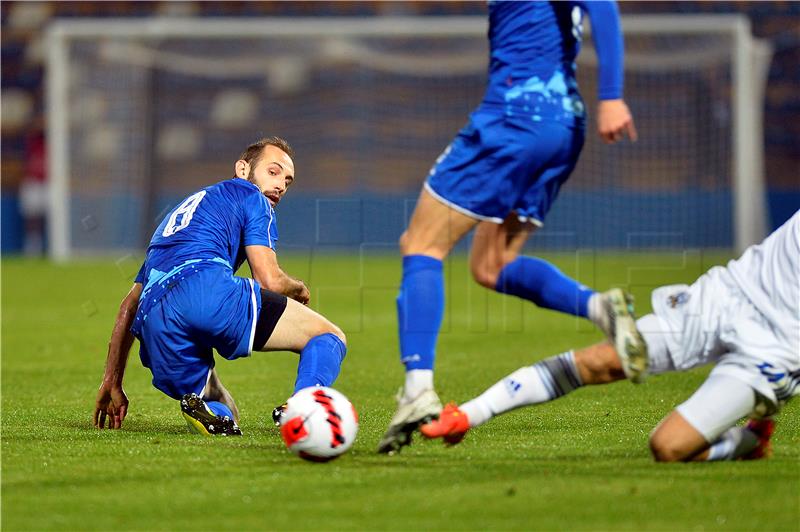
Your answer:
[280,386,358,462]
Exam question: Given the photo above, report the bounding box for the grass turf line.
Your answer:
[2,255,798,530]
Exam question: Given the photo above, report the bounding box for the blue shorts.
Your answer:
[136,269,260,399]
[425,110,585,225]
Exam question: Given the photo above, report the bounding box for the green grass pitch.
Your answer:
[3,253,798,530]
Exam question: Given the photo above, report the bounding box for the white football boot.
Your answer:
[598,288,649,383]
[377,388,442,454]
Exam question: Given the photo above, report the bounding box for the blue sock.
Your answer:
[495,256,593,318]
[294,333,347,393]
[397,255,444,371]
[206,400,233,419]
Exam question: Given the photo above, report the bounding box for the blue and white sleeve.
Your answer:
[578,0,624,100]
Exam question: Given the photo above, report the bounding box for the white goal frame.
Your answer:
[46,15,770,260]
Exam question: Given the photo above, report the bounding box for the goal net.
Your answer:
[47,15,769,260]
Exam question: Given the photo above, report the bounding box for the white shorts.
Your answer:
[636,266,799,414]
[20,180,49,217]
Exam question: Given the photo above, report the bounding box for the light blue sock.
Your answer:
[495,256,593,318]
[397,255,444,371]
[206,401,233,419]
[294,333,347,393]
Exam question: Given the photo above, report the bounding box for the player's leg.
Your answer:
[180,391,242,437]
[475,124,592,318]
[468,125,647,382]
[402,186,480,259]
[133,272,242,436]
[381,112,541,453]
[154,273,252,435]
[647,267,790,461]
[641,294,773,462]
[469,215,647,381]
[257,291,348,394]
[421,341,626,443]
[136,299,242,436]
[201,368,240,424]
[422,311,675,443]
[166,358,242,436]
[397,186,479,387]
[252,291,348,425]
[166,353,242,437]
[471,215,600,321]
[649,374,768,462]
[470,214,595,317]
[20,178,48,256]
[377,188,479,453]
[469,213,534,289]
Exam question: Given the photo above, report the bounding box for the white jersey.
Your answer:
[644,210,800,411]
[727,210,800,355]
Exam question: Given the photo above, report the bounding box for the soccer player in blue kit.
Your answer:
[379,1,643,453]
[93,137,347,435]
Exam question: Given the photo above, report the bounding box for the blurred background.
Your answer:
[1,1,798,258]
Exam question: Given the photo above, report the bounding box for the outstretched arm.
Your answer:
[246,244,310,305]
[580,0,637,143]
[94,282,142,429]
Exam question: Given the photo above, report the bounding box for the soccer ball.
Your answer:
[280,386,358,462]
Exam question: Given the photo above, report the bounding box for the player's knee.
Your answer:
[649,433,686,463]
[470,260,499,290]
[314,319,346,347]
[399,229,447,259]
[328,323,347,347]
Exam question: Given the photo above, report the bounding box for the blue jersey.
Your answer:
[132,178,276,331]
[130,178,278,398]
[482,1,623,125]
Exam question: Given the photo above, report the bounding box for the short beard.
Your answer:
[245,164,258,186]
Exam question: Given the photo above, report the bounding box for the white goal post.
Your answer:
[46,15,770,260]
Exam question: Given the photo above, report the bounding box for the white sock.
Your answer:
[403,369,434,402]
[461,352,583,428]
[587,293,609,333]
[706,426,759,461]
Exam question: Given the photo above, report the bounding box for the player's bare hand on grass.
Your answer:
[597,99,637,144]
[94,382,128,429]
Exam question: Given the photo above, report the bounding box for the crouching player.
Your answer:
[422,211,800,461]
[93,137,347,435]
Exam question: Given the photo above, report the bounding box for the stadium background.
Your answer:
[1,1,798,255]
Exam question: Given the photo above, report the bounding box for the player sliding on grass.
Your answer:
[422,211,800,461]
[94,137,347,435]
[378,0,641,453]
